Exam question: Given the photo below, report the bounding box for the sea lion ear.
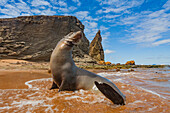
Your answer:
[94,81,125,105]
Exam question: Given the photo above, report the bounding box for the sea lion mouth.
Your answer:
[72,37,81,44]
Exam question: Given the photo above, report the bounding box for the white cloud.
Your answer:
[74,11,99,22]
[97,0,126,6]
[5,4,16,9]
[56,7,69,12]
[89,22,98,28]
[85,16,99,21]
[0,15,13,18]
[132,13,169,45]
[96,9,102,14]
[100,25,108,31]
[100,14,121,23]
[103,14,120,19]
[119,15,139,25]
[84,20,98,39]
[104,49,115,54]
[26,7,56,15]
[152,39,170,46]
[84,28,98,40]
[72,0,81,6]
[102,32,110,40]
[102,7,127,13]
[119,6,170,47]
[97,0,144,7]
[0,0,60,17]
[0,4,21,17]
[74,11,89,20]
[31,0,51,7]
[58,0,67,7]
[61,6,77,12]
[96,0,144,13]
[15,0,31,13]
[39,6,46,9]
[0,0,7,6]
[74,11,104,41]
[31,9,41,14]
[83,21,98,40]
[69,6,77,10]
[20,13,31,16]
[163,0,170,9]
[40,8,56,15]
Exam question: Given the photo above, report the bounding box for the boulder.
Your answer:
[125,60,135,65]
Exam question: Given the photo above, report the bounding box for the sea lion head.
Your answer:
[64,31,82,46]
[59,31,82,50]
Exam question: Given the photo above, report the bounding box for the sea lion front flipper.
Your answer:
[94,81,125,105]
[58,79,68,92]
[50,81,59,90]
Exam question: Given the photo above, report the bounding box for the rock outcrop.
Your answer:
[89,30,104,61]
[125,60,135,65]
[0,15,90,61]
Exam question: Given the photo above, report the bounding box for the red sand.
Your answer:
[0,70,169,113]
[0,70,51,89]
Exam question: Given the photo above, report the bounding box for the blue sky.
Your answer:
[0,0,170,65]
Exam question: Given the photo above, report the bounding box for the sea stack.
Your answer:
[89,30,104,61]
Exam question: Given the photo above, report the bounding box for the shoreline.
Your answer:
[0,59,169,71]
[0,59,169,89]
[0,59,169,112]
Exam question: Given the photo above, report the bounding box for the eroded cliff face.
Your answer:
[89,30,104,61]
[0,15,90,61]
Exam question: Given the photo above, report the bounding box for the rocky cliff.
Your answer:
[89,30,104,61]
[0,15,91,62]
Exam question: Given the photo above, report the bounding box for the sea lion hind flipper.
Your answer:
[49,81,59,90]
[94,81,125,105]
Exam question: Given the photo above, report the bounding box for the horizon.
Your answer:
[0,0,170,65]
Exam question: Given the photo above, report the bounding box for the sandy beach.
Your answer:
[0,70,51,89]
[0,59,169,113]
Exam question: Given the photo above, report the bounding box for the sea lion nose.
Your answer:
[77,31,82,34]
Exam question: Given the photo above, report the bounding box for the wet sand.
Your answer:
[0,70,51,89]
[0,59,169,113]
[0,70,169,112]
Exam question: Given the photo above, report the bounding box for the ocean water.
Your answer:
[98,68,170,100]
[0,68,169,112]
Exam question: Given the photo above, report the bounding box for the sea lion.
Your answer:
[50,31,126,105]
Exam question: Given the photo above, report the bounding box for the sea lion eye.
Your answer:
[66,41,74,47]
